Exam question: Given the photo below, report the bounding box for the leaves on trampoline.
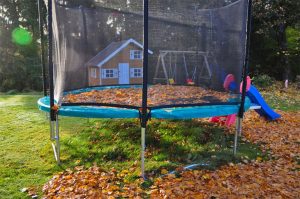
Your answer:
[63,85,230,106]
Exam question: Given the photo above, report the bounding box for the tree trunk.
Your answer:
[278,24,290,88]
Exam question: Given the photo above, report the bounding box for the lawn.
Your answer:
[0,94,89,198]
[259,83,300,111]
[0,84,299,198]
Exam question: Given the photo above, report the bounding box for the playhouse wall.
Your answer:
[88,44,143,86]
[88,66,100,86]
[130,77,143,84]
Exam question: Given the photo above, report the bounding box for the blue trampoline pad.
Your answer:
[38,86,251,119]
[151,98,251,119]
[38,96,140,118]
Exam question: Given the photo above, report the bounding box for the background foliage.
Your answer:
[0,0,46,92]
[0,0,299,92]
[250,0,300,80]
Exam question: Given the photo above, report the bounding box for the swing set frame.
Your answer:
[153,50,212,85]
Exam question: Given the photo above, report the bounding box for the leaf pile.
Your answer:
[43,111,300,198]
[150,161,299,198]
[63,85,231,106]
[243,110,299,168]
[42,166,144,198]
[151,111,300,198]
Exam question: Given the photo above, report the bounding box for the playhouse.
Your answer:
[87,39,153,86]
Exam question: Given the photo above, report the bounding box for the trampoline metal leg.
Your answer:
[234,117,242,156]
[238,117,243,136]
[50,116,60,164]
[141,127,146,179]
[50,119,54,140]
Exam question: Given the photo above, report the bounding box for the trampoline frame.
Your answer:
[39,0,253,179]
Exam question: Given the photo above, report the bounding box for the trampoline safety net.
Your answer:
[50,0,249,109]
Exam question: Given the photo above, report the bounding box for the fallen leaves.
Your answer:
[42,166,144,199]
[42,111,300,198]
[243,110,300,167]
[160,169,169,175]
[151,111,300,198]
[63,85,231,107]
[151,160,299,198]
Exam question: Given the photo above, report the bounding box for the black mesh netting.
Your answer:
[51,0,249,108]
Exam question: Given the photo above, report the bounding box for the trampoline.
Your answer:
[38,0,252,178]
[38,85,252,119]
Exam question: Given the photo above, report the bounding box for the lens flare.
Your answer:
[12,28,33,45]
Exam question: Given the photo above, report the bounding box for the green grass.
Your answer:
[259,83,300,111]
[3,87,298,198]
[0,94,90,198]
[60,119,263,171]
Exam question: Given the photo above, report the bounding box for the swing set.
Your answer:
[153,50,212,85]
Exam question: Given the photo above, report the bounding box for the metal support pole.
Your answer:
[141,127,146,179]
[237,117,242,136]
[234,117,242,156]
[236,0,252,157]
[239,0,252,119]
[50,114,60,164]
[47,0,55,121]
[141,0,149,179]
[55,117,60,164]
[50,119,54,140]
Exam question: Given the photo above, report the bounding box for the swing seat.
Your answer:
[186,78,195,85]
[169,78,175,84]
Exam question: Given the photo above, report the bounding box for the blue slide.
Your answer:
[246,85,281,120]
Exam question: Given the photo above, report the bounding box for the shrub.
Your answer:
[252,74,274,88]
[6,89,18,95]
[22,88,34,93]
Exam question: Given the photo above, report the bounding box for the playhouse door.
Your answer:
[118,63,130,84]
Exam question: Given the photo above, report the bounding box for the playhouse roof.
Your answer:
[86,38,153,67]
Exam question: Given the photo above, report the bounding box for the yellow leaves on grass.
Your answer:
[160,169,168,175]
[43,167,144,198]
[151,160,299,198]
[151,111,300,198]
[43,111,300,198]
[243,110,300,166]
[256,156,262,162]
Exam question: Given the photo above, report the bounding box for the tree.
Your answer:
[0,0,46,91]
[252,0,300,83]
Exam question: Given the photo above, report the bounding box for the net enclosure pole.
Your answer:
[239,0,252,119]
[234,117,242,155]
[47,0,60,163]
[38,0,47,97]
[141,0,149,179]
[47,0,55,121]
[235,0,252,155]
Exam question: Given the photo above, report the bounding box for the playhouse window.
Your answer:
[91,68,97,78]
[130,50,143,60]
[130,68,143,78]
[102,69,118,79]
